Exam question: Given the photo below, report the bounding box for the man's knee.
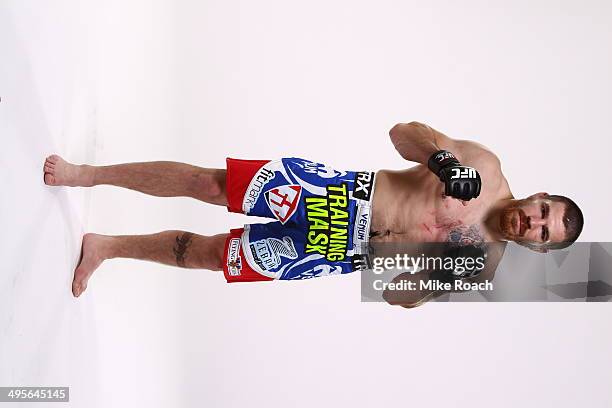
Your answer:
[189,169,227,205]
[192,233,227,271]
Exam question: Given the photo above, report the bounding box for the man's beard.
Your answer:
[500,206,527,239]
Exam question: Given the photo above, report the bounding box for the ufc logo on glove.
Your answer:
[451,167,477,179]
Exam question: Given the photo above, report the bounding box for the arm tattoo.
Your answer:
[173,232,194,267]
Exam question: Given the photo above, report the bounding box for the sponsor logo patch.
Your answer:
[242,166,276,213]
[250,236,298,271]
[227,238,242,276]
[304,183,350,262]
[353,203,371,251]
[265,185,302,224]
[353,171,374,201]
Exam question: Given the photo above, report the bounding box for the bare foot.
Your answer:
[72,233,113,297]
[43,154,94,187]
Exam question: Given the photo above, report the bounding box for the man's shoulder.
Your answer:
[453,139,500,165]
[453,139,507,192]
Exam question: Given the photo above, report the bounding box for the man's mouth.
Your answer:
[510,209,527,237]
[512,214,519,234]
[517,209,527,236]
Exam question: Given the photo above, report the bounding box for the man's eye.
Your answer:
[541,226,549,242]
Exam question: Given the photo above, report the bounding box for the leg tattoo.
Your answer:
[173,232,194,267]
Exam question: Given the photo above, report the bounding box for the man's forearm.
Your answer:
[389,122,442,165]
[389,122,482,201]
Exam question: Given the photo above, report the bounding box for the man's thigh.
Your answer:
[221,222,356,283]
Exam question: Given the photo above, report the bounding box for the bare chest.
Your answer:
[370,169,493,244]
[371,200,487,244]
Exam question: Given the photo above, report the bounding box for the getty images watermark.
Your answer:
[370,252,492,292]
[360,242,612,303]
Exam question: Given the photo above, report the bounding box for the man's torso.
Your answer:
[370,163,512,246]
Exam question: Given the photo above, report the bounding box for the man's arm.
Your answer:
[390,121,503,200]
[390,121,500,164]
[389,121,458,165]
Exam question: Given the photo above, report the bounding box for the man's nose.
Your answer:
[529,217,546,228]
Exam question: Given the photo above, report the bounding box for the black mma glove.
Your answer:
[427,150,481,200]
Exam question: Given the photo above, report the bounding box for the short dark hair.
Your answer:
[544,195,584,250]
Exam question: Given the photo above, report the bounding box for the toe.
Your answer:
[44,173,56,185]
[72,282,79,297]
[72,282,84,297]
[72,274,88,297]
[48,154,60,164]
[72,267,84,295]
[44,165,54,173]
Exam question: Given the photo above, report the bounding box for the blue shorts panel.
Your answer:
[243,222,355,280]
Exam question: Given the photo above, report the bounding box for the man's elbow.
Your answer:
[389,121,431,140]
[389,121,422,135]
[389,123,402,140]
[389,122,418,148]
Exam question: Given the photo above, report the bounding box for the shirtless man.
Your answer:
[43,122,584,306]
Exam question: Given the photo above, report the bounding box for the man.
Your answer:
[43,122,583,306]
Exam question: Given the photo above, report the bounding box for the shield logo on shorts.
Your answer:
[264,185,302,224]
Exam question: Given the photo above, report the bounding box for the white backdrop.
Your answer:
[2,0,612,407]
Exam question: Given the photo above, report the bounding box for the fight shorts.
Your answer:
[222,157,376,282]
